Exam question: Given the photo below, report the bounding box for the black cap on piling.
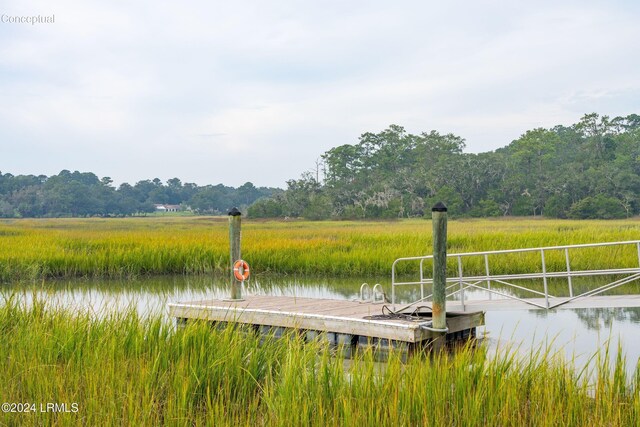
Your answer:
[228,207,242,216]
[431,202,448,212]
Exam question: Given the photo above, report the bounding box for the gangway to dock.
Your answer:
[391,240,640,312]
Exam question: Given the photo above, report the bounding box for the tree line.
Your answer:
[249,113,640,219]
[2,113,638,219]
[0,171,279,217]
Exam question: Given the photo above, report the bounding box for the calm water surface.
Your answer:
[2,275,639,372]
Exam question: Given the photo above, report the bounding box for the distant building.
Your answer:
[154,204,181,212]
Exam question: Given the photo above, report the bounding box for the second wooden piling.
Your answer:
[228,207,243,300]
[431,202,448,332]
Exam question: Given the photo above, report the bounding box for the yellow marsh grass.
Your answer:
[0,217,639,281]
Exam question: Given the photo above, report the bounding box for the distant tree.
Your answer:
[303,194,333,220]
[0,199,15,217]
[543,194,572,218]
[568,195,627,219]
[236,182,260,206]
[10,186,45,217]
[189,185,228,214]
[248,198,284,218]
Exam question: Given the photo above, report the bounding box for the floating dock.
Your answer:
[168,295,484,351]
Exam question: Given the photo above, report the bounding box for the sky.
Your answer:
[1,0,639,188]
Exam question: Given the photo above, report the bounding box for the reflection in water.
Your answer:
[483,307,640,377]
[1,275,639,373]
[0,275,379,317]
[573,307,640,329]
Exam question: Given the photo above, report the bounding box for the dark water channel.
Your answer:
[2,275,639,374]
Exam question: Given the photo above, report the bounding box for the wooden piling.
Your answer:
[431,202,448,332]
[228,207,243,300]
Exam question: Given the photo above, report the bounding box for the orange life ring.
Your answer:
[233,259,250,281]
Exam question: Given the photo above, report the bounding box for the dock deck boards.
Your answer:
[168,296,484,343]
[169,294,638,344]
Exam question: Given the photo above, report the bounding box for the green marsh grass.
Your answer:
[0,217,639,282]
[0,299,638,426]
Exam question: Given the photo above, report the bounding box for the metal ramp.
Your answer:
[391,240,640,311]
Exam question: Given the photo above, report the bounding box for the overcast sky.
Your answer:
[1,1,639,188]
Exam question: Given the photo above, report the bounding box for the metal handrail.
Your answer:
[393,267,640,286]
[359,282,387,304]
[372,284,386,304]
[391,240,640,310]
[359,283,371,302]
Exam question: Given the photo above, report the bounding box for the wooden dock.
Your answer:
[168,295,484,345]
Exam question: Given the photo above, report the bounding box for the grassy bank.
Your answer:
[0,300,638,426]
[0,217,639,282]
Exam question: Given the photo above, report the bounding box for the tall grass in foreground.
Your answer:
[0,300,638,426]
[1,217,639,281]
